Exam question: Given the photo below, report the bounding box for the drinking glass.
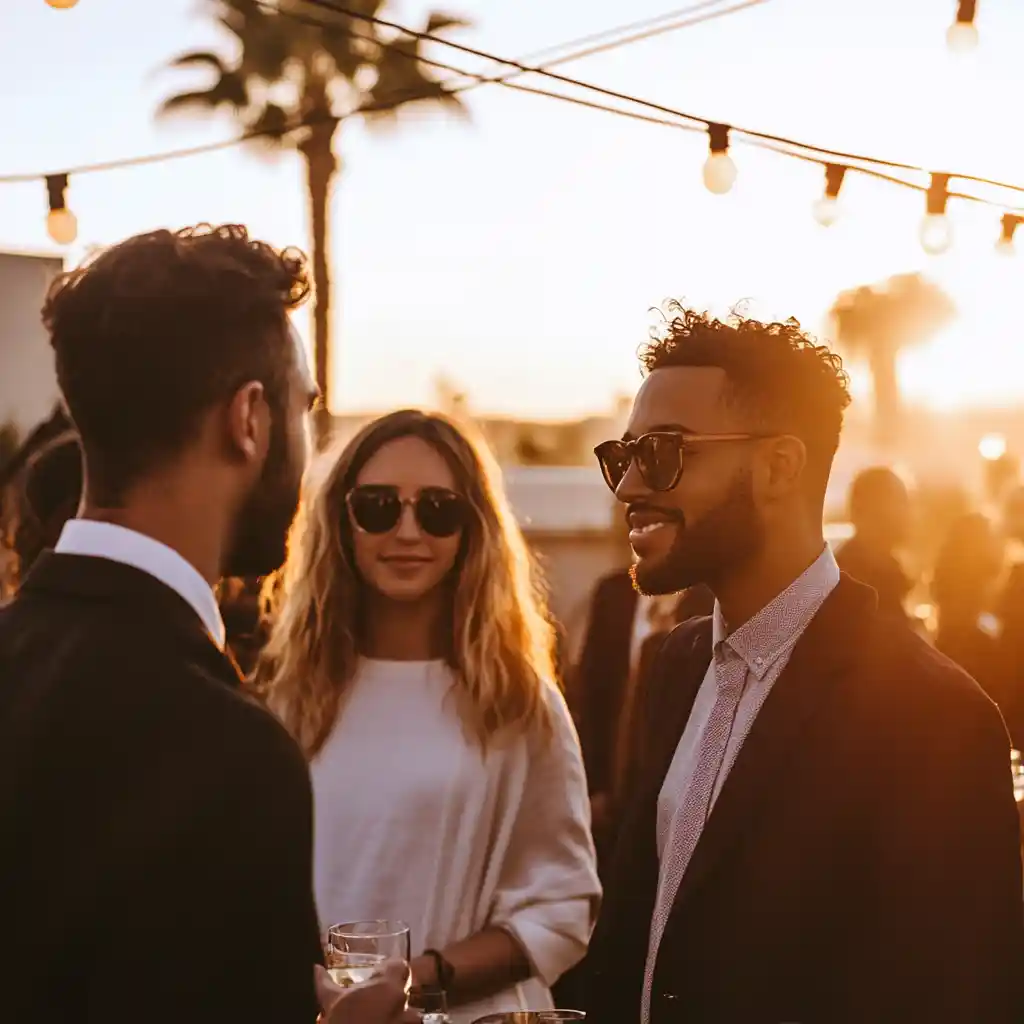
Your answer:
[325,919,411,989]
[410,985,450,1023]
[470,1013,585,1024]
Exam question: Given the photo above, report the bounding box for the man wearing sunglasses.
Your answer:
[583,305,1023,1023]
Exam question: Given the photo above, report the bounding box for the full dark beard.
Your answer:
[632,468,764,596]
[224,424,302,579]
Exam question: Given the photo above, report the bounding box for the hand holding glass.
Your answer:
[325,919,411,989]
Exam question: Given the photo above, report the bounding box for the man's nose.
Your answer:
[614,457,649,505]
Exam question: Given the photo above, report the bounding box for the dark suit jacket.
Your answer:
[575,570,639,798]
[0,552,322,1023]
[584,575,1024,1024]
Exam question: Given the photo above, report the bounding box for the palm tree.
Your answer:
[160,0,468,428]
[829,273,955,446]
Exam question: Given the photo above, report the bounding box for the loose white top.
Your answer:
[311,658,601,1023]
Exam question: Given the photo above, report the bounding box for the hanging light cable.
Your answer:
[997,213,1023,255]
[947,0,979,53]
[920,172,952,255]
[702,123,736,195]
[45,173,77,245]
[812,163,847,226]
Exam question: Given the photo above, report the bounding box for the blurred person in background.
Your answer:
[996,486,1024,747]
[584,306,1023,1024]
[835,466,913,623]
[933,512,1008,715]
[255,409,600,1023]
[12,430,83,581]
[0,225,397,1024]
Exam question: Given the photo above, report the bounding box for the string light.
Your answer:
[947,0,979,54]
[702,123,737,195]
[920,172,952,255]
[44,0,79,8]
[45,173,77,245]
[812,163,847,226]
[6,2,1024,256]
[997,213,1022,255]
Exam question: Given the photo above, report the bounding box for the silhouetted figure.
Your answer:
[13,431,83,580]
[835,466,913,622]
[995,487,1024,747]
[933,513,1007,714]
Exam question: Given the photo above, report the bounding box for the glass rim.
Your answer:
[327,918,410,938]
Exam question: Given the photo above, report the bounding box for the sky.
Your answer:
[2,0,1023,418]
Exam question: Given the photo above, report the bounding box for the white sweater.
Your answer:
[310,658,601,1023]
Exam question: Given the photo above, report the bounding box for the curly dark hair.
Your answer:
[42,224,312,504]
[639,302,852,494]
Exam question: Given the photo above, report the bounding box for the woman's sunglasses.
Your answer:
[594,431,763,493]
[346,485,469,538]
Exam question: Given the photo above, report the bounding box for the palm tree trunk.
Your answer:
[869,343,901,447]
[300,122,338,444]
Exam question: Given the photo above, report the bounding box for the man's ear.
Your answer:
[225,381,270,465]
[761,434,807,499]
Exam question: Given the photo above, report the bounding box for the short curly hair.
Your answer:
[43,223,311,503]
[640,302,851,495]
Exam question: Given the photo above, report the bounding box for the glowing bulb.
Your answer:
[812,195,841,227]
[979,434,1007,461]
[946,19,978,53]
[45,0,79,7]
[997,237,1016,257]
[919,213,952,255]
[46,208,78,245]
[703,152,737,195]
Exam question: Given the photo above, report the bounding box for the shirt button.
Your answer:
[755,656,764,666]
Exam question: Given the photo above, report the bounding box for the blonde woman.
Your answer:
[255,409,600,1022]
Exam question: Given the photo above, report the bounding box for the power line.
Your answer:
[258,1,1022,213]
[3,0,1022,235]
[310,0,1024,202]
[0,0,765,184]
[456,0,773,86]
[505,0,766,65]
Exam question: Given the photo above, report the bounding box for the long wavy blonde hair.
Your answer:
[252,409,558,759]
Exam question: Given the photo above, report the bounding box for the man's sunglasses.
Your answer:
[594,431,763,493]
[346,485,469,538]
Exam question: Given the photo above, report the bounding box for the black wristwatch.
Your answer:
[422,947,455,991]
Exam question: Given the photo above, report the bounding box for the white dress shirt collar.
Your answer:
[54,519,226,650]
[711,544,841,679]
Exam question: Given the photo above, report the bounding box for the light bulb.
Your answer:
[996,237,1016,256]
[812,195,841,227]
[47,208,78,245]
[703,151,737,195]
[979,434,1007,461]
[919,213,952,255]
[45,0,80,7]
[946,19,978,54]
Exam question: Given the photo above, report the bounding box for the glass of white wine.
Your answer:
[325,920,411,989]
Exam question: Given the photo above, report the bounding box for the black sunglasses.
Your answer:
[594,430,763,493]
[346,485,469,538]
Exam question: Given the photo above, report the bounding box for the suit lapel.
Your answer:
[671,575,877,911]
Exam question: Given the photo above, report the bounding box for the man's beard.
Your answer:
[224,425,302,579]
[631,468,765,597]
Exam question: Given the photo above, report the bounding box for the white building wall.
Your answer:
[0,251,64,433]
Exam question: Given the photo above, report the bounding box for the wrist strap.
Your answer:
[422,947,455,990]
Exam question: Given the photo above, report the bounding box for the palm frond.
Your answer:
[168,50,230,73]
[425,12,471,35]
[246,101,294,143]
